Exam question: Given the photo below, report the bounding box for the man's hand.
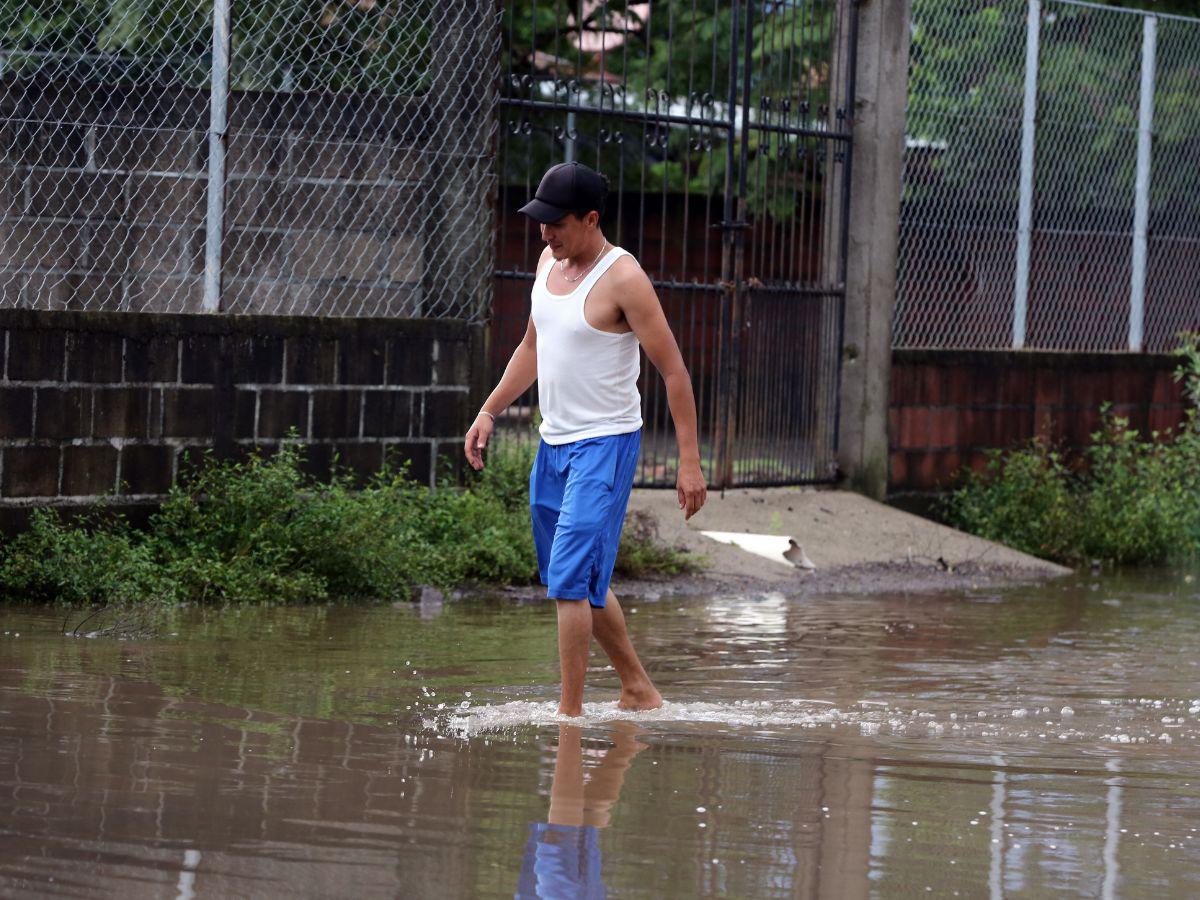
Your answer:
[677,463,707,520]
[464,414,495,471]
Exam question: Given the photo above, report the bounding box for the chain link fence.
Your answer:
[0,0,498,319]
[896,0,1200,352]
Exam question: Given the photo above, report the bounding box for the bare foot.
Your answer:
[617,683,663,711]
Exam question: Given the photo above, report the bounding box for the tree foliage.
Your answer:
[7,0,1196,214]
[501,0,844,214]
[0,0,441,92]
[906,0,1200,224]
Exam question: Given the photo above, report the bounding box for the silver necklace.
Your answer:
[558,240,608,283]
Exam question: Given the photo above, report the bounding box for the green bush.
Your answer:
[0,435,697,605]
[941,441,1078,562]
[942,333,1200,567]
[1074,416,1199,565]
[0,509,165,605]
[615,509,701,579]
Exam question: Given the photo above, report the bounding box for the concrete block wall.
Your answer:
[0,84,456,317]
[0,308,478,533]
[889,349,1189,493]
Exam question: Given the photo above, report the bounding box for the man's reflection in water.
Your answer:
[516,722,648,899]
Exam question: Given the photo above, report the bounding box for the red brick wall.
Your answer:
[889,350,1190,493]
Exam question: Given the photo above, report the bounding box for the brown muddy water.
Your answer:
[2,572,1200,898]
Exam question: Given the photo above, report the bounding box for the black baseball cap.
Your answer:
[519,161,608,224]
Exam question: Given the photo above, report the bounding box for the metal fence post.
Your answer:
[203,0,232,313]
[721,0,756,488]
[1013,0,1042,350]
[1130,16,1157,352]
[712,0,742,490]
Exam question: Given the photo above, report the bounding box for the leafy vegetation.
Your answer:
[942,334,1200,566]
[16,0,1191,224]
[0,438,698,606]
[907,0,1200,225]
[500,0,845,217]
[0,0,443,92]
[615,509,700,579]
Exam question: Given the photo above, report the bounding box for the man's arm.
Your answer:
[465,251,550,471]
[614,264,708,520]
[465,316,538,467]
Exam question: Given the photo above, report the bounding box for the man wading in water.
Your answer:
[465,162,707,717]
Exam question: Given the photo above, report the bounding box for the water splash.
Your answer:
[438,697,855,737]
[431,694,1200,745]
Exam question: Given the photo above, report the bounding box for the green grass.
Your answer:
[941,333,1200,567]
[0,437,698,606]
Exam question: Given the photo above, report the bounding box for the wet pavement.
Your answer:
[2,571,1200,898]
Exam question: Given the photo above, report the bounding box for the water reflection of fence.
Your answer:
[0,675,478,896]
[1,668,1150,896]
[1,668,881,897]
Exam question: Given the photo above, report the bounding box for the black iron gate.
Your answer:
[492,0,857,488]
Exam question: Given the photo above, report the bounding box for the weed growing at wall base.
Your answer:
[0,440,698,605]
[943,334,1200,567]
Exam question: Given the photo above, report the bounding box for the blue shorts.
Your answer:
[515,822,604,899]
[529,429,641,609]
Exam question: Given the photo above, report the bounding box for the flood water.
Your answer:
[2,572,1200,898]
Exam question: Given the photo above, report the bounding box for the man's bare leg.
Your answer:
[556,599,592,716]
[591,588,663,710]
[581,722,649,828]
[547,722,648,828]
[547,723,585,826]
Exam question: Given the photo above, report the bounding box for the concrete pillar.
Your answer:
[836,0,912,499]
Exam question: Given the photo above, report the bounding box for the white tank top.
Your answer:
[531,245,643,445]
